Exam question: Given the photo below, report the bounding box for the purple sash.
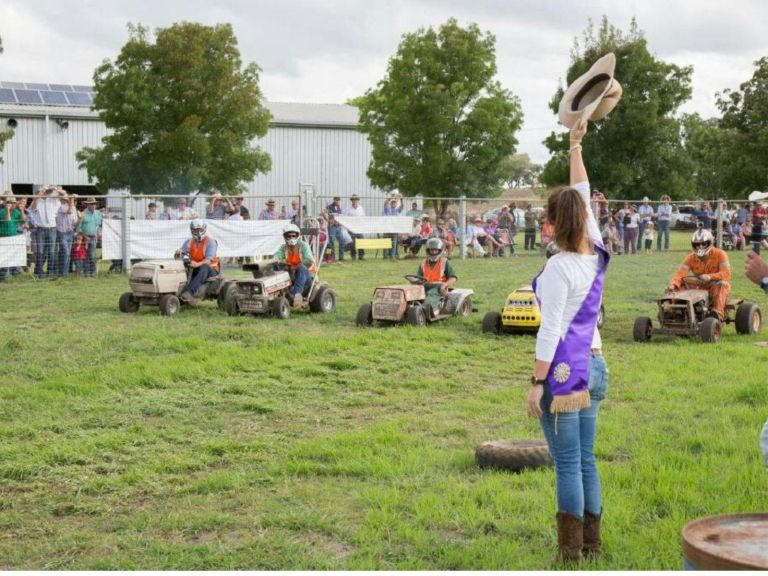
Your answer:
[532,244,609,409]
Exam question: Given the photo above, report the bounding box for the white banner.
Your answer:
[101,220,290,260]
[0,235,26,268]
[334,216,414,234]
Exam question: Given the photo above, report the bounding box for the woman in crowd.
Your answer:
[436,219,456,259]
[622,204,640,255]
[526,119,610,562]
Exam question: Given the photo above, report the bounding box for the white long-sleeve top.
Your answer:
[535,181,604,362]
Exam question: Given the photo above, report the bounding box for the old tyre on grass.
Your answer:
[159,294,180,316]
[272,296,290,320]
[633,316,652,342]
[406,304,426,327]
[735,302,761,335]
[119,292,140,313]
[700,317,722,343]
[310,286,336,314]
[475,439,552,473]
[482,311,502,334]
[356,303,373,326]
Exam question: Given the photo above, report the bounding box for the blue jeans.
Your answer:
[57,231,74,277]
[85,236,98,276]
[637,221,647,250]
[289,264,310,297]
[74,260,85,275]
[385,234,399,259]
[328,225,349,260]
[656,220,670,251]
[35,227,57,277]
[186,264,218,295]
[539,354,609,517]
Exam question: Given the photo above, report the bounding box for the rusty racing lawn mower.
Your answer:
[222,225,336,319]
[633,280,761,343]
[356,274,474,327]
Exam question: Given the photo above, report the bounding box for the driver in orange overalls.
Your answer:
[417,237,457,314]
[667,227,731,320]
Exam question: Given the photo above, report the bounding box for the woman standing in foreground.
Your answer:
[527,119,610,562]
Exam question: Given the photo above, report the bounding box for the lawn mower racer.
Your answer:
[667,228,731,321]
[417,237,456,317]
[179,219,219,302]
[274,223,316,309]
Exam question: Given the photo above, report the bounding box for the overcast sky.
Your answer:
[1,0,766,163]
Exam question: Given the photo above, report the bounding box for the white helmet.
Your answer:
[691,227,714,258]
[425,237,444,263]
[283,223,301,246]
[190,219,207,241]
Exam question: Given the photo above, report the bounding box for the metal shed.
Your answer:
[0,81,380,202]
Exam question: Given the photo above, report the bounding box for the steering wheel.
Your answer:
[404,274,426,285]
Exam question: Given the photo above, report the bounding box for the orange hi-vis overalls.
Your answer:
[421,257,448,283]
[670,247,731,319]
[189,237,219,272]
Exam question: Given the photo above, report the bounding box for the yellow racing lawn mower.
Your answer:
[482,285,605,335]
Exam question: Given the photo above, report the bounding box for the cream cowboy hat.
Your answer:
[558,53,623,129]
[748,191,768,202]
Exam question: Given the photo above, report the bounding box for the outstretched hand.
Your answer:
[570,118,588,144]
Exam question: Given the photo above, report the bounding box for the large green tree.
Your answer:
[77,22,271,195]
[540,17,694,200]
[0,34,13,164]
[681,113,740,199]
[500,153,542,189]
[355,18,523,214]
[716,56,768,194]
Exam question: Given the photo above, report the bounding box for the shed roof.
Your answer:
[0,82,360,128]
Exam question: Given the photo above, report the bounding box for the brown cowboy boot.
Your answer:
[556,512,583,562]
[582,509,602,558]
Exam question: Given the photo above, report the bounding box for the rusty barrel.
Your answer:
[682,513,768,570]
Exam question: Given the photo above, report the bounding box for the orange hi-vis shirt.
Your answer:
[189,237,219,271]
[671,248,731,287]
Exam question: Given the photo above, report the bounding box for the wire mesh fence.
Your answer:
[1,189,765,283]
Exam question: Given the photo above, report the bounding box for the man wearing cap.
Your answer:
[167,197,197,221]
[31,186,61,277]
[76,197,103,277]
[55,192,78,278]
[637,197,654,251]
[258,198,279,220]
[382,193,403,259]
[343,194,366,260]
[326,196,348,261]
[0,195,27,282]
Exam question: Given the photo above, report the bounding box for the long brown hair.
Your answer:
[546,186,588,253]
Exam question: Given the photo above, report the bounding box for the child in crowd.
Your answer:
[731,218,745,250]
[602,219,620,255]
[643,221,655,254]
[540,220,554,254]
[72,234,87,276]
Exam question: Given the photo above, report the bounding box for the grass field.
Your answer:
[1,231,766,570]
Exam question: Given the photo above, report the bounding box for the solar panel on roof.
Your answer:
[1,81,25,89]
[25,83,50,90]
[49,84,74,92]
[41,91,68,105]
[14,89,43,104]
[0,89,17,103]
[65,92,92,106]
[72,85,94,93]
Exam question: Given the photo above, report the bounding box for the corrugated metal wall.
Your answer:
[0,117,382,200]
